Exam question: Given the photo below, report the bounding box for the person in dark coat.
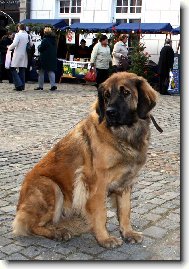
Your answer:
[158,39,175,95]
[88,38,98,54]
[75,39,90,59]
[0,32,13,82]
[34,27,57,91]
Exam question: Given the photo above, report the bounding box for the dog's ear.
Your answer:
[96,84,105,123]
[136,77,158,119]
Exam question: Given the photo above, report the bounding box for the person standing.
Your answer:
[90,35,112,88]
[88,38,98,54]
[158,39,175,95]
[75,39,90,59]
[8,24,32,91]
[112,34,128,72]
[0,32,13,83]
[34,27,57,91]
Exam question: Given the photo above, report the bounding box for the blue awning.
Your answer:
[115,23,173,33]
[172,26,180,34]
[67,22,117,32]
[20,19,68,29]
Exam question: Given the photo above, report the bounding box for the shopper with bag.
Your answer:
[0,32,13,82]
[90,35,112,88]
[34,27,57,91]
[8,23,32,91]
[112,34,129,72]
[158,39,174,95]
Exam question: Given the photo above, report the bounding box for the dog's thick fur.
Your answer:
[13,72,158,248]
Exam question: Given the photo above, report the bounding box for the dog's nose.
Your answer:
[106,107,118,117]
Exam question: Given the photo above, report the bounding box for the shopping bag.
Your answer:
[5,50,12,69]
[167,70,176,92]
[84,69,96,82]
[118,56,129,71]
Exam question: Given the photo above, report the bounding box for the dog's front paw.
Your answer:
[98,236,123,248]
[121,229,143,243]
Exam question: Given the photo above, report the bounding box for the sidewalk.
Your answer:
[0,82,180,260]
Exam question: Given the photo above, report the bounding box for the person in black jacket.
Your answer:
[34,27,57,91]
[75,39,90,59]
[158,39,175,95]
[0,32,13,82]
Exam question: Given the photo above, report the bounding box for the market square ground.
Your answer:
[0,81,180,260]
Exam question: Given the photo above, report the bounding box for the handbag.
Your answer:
[5,50,12,69]
[118,56,129,71]
[26,35,35,56]
[84,69,96,82]
[167,70,176,92]
[33,56,41,70]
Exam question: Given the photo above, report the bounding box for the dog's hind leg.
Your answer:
[13,176,64,239]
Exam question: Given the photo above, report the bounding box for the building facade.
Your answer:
[27,0,180,62]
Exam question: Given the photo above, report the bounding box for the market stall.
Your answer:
[20,19,68,30]
[58,22,117,82]
[115,22,173,34]
[169,26,180,94]
[67,22,117,33]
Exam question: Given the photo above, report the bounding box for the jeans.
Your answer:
[11,67,25,88]
[38,69,56,88]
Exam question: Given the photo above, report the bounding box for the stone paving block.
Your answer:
[97,250,130,260]
[1,244,23,255]
[150,207,168,215]
[143,226,167,239]
[0,200,10,207]
[166,213,180,223]
[7,253,28,260]
[34,251,65,261]
[0,236,14,247]
[149,198,167,205]
[159,192,180,201]
[55,245,76,256]
[65,252,94,260]
[0,251,7,259]
[1,205,16,213]
[144,213,162,222]
[155,218,180,230]
[20,246,48,259]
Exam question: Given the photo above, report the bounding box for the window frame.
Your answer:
[59,0,81,14]
[115,0,142,14]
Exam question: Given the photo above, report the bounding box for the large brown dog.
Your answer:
[13,72,158,248]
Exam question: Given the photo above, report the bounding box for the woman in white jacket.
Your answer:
[8,23,32,91]
[112,34,128,72]
[90,35,112,88]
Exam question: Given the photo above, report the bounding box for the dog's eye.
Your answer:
[120,86,131,97]
[123,89,131,97]
[104,91,110,99]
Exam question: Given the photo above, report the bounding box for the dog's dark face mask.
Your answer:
[96,73,157,127]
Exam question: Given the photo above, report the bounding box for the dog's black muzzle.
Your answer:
[106,107,120,126]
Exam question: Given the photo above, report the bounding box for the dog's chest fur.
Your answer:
[101,122,150,194]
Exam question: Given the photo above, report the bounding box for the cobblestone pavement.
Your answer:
[0,81,180,261]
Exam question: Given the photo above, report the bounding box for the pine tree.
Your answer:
[128,40,152,81]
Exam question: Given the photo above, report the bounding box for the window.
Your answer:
[62,18,80,25]
[115,18,141,24]
[71,18,80,24]
[116,0,142,14]
[116,18,128,24]
[129,18,141,23]
[60,0,81,14]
